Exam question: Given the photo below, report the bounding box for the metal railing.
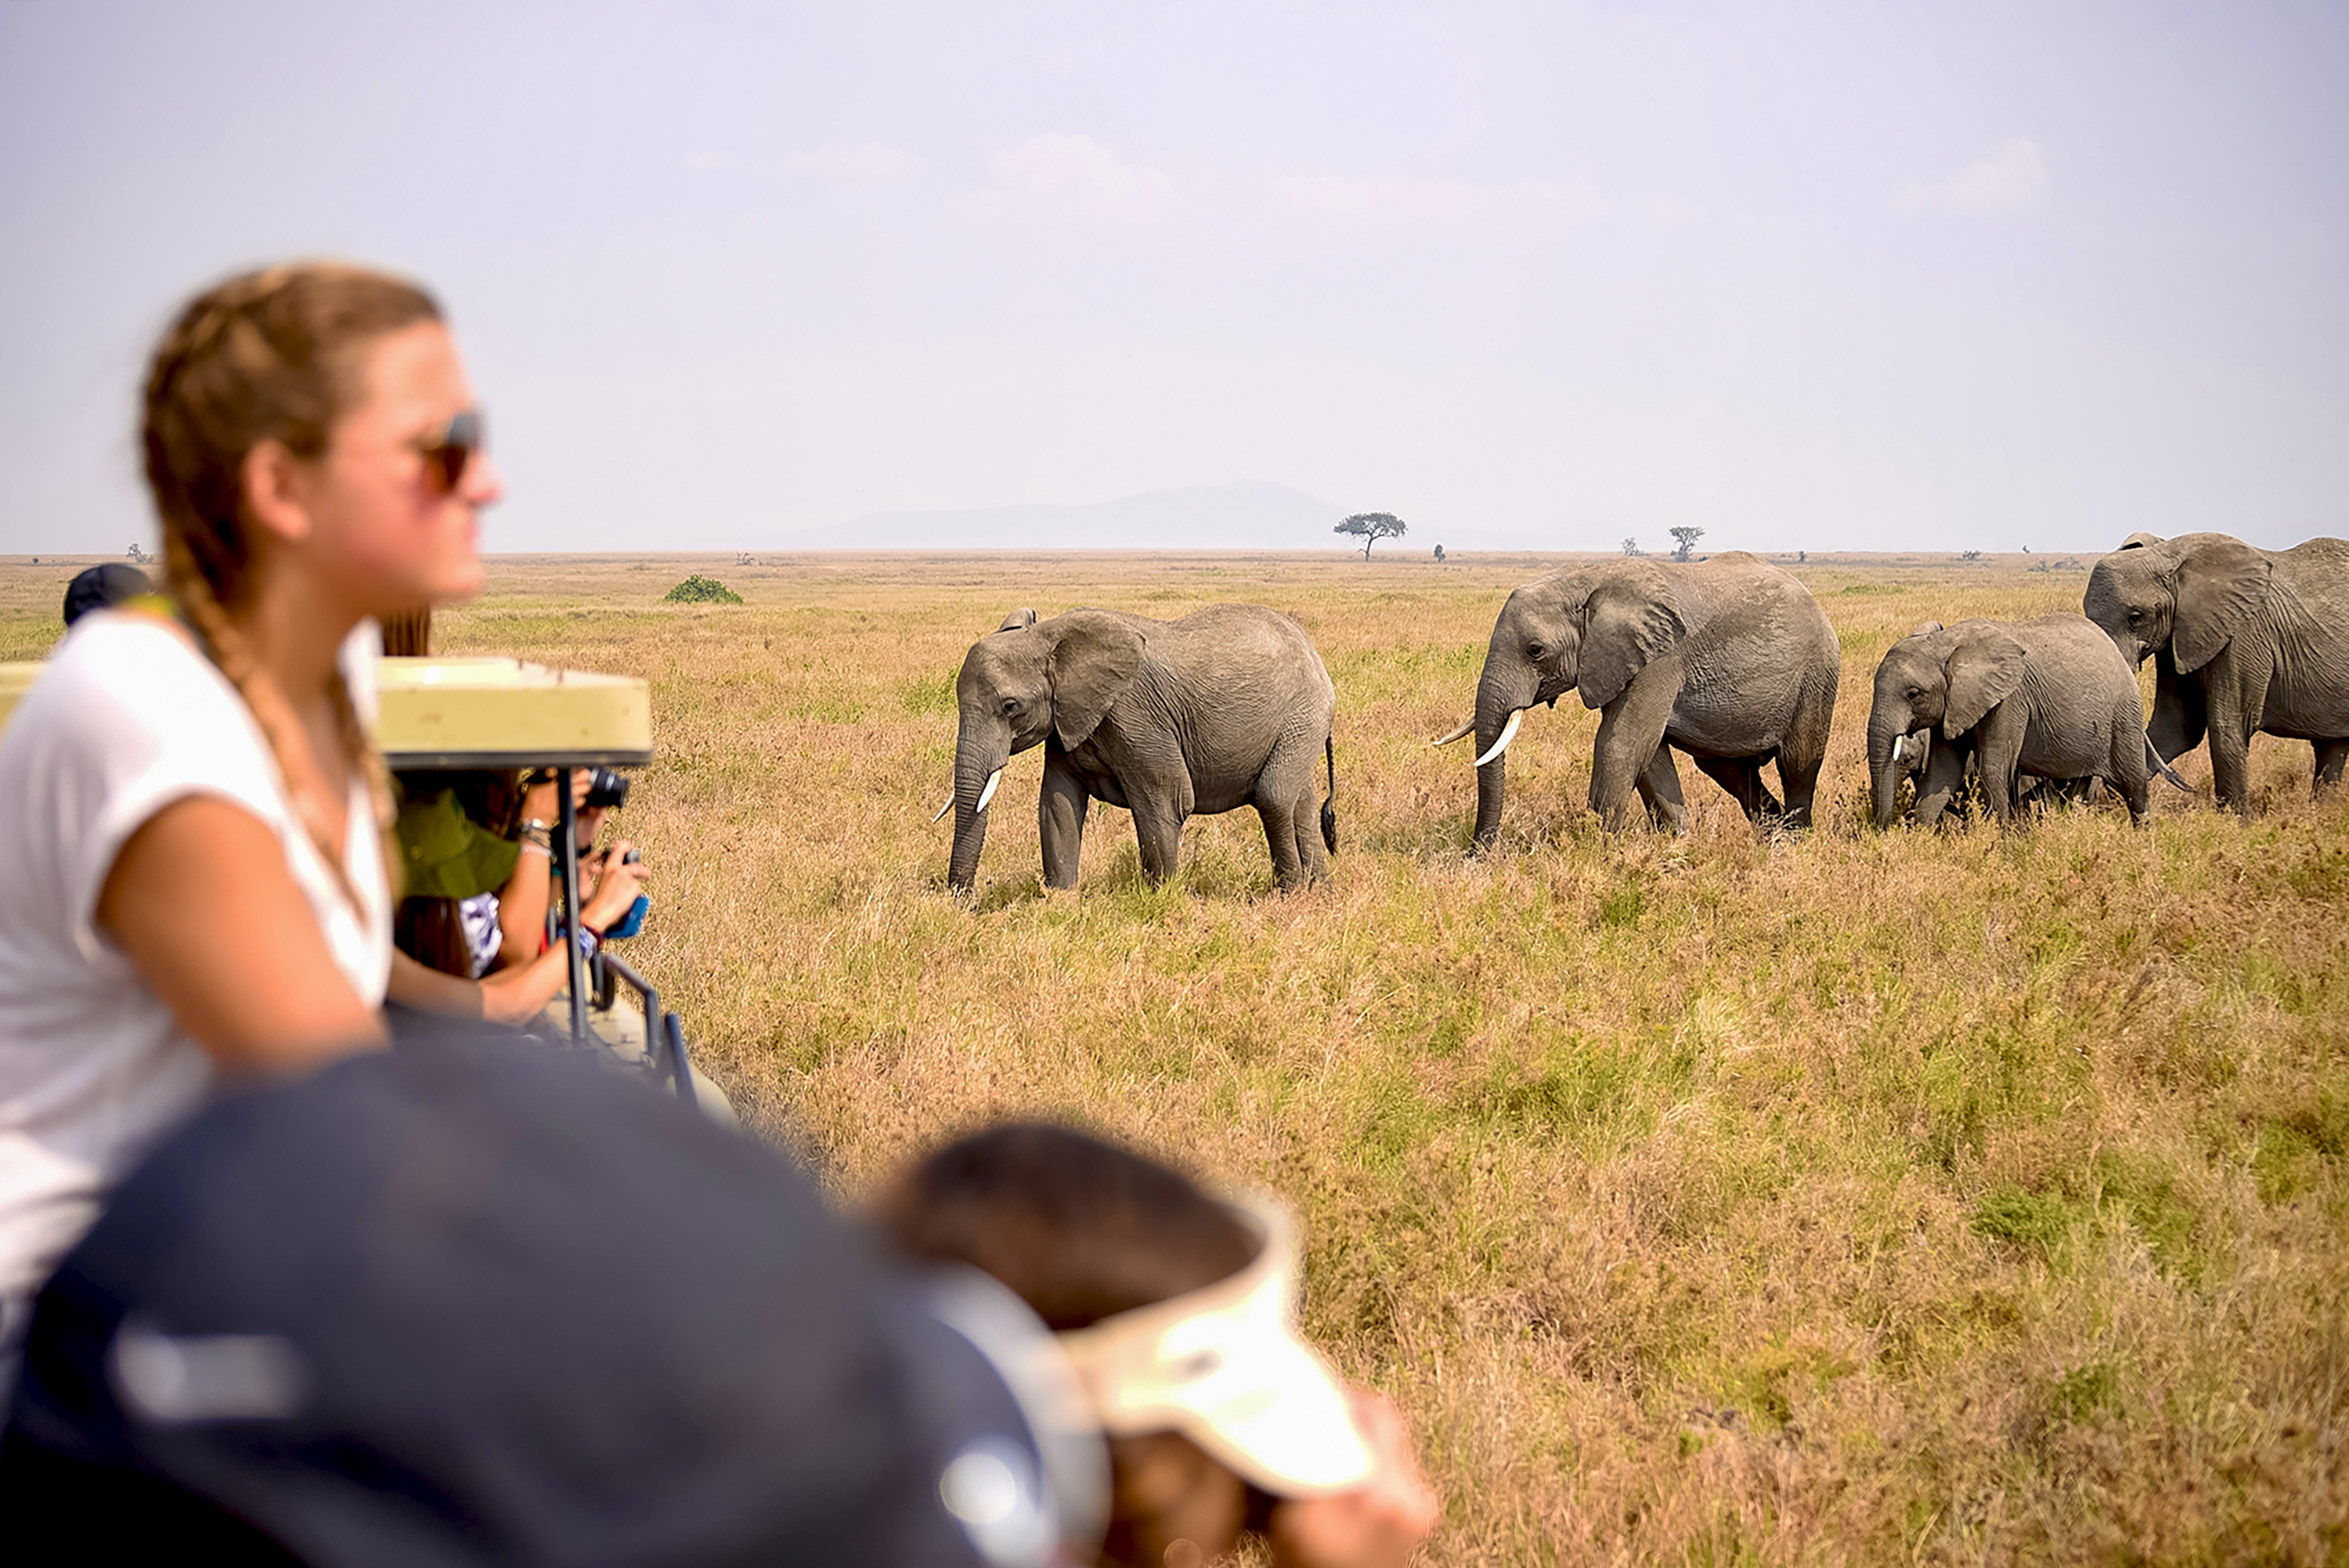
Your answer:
[551,765,695,1109]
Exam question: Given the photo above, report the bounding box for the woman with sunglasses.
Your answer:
[0,263,503,1393]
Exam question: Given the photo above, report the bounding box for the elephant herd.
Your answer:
[938,531,2349,894]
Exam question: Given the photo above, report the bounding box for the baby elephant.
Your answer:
[1867,615,2175,827]
[942,604,1338,893]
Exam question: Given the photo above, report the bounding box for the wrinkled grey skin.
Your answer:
[2083,531,2349,814]
[1456,553,1838,842]
[947,604,1338,892]
[1867,616,2152,828]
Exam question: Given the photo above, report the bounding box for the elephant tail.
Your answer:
[1321,734,1339,855]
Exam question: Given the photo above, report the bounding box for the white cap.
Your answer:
[1051,1199,1374,1497]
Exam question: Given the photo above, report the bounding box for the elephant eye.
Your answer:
[1906,687,1923,700]
[2126,609,2145,624]
[1000,696,1020,716]
[1526,643,1546,661]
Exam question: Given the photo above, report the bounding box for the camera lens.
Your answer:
[583,767,632,810]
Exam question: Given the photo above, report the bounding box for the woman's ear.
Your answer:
[1042,611,1147,750]
[240,438,316,545]
[2170,535,2271,674]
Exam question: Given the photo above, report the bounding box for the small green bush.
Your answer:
[662,575,744,605]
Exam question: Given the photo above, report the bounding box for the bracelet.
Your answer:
[517,839,552,860]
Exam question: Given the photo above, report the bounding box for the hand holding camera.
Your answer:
[580,841,649,939]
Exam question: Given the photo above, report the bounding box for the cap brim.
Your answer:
[1171,1329,1373,1497]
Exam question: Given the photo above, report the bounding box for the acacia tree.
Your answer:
[1334,512,1408,560]
[1621,538,1643,557]
[1669,525,1705,561]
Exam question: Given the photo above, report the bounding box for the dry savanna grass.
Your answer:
[4,550,2344,1564]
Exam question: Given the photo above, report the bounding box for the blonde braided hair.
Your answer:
[141,262,442,905]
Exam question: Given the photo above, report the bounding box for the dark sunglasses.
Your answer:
[412,409,485,495]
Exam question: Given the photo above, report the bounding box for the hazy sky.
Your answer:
[3,2,2344,553]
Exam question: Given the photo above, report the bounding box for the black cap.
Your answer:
[2,1040,1081,1566]
[61,563,152,627]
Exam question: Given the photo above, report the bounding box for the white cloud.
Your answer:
[1275,174,1605,228]
[952,134,1174,225]
[1897,139,2046,214]
[782,143,926,182]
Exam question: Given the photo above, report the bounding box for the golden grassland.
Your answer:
[5,551,2344,1563]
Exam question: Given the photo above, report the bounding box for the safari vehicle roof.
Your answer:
[0,655,652,769]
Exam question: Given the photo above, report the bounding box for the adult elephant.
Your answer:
[941,604,1337,893]
[1436,553,1838,842]
[1867,616,2173,828]
[2083,532,2349,813]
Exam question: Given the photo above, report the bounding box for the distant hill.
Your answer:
[845,482,1349,550]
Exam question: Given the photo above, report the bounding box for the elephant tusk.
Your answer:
[1472,708,1523,767]
[2147,737,2196,792]
[975,768,1003,813]
[1431,719,1476,747]
[932,797,954,824]
[1891,734,1907,766]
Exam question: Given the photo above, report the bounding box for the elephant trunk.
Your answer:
[1469,663,1534,851]
[1867,712,1907,829]
[946,720,1011,892]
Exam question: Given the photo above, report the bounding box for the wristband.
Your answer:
[518,839,552,860]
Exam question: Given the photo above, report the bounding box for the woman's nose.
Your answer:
[465,451,507,508]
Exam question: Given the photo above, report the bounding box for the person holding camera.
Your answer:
[562,766,650,945]
[388,764,648,1025]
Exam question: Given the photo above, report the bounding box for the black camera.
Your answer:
[583,767,632,811]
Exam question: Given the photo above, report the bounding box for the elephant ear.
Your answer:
[2170,534,2271,675]
[1577,568,1687,710]
[1043,611,1147,750]
[997,607,1039,633]
[1942,623,2027,736]
[2117,532,2164,550]
[1906,620,1945,640]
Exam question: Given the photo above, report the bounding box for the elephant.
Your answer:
[2082,531,2349,813]
[1435,553,1838,841]
[1866,616,2174,828]
[941,604,1338,893]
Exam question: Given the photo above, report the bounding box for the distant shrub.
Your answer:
[663,575,743,604]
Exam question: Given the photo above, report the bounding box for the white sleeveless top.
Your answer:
[0,613,392,1378]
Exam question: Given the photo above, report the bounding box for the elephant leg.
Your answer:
[2313,738,2347,795]
[2118,768,2151,825]
[1254,733,1329,890]
[1255,792,1305,889]
[1132,802,1185,886]
[1773,749,1820,830]
[1911,737,1968,827]
[1633,744,1689,834]
[1973,717,2026,825]
[1690,754,1780,823]
[1288,773,1330,886]
[1591,669,1683,831]
[1687,753,1757,819]
[1039,759,1090,889]
[2207,718,2253,815]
